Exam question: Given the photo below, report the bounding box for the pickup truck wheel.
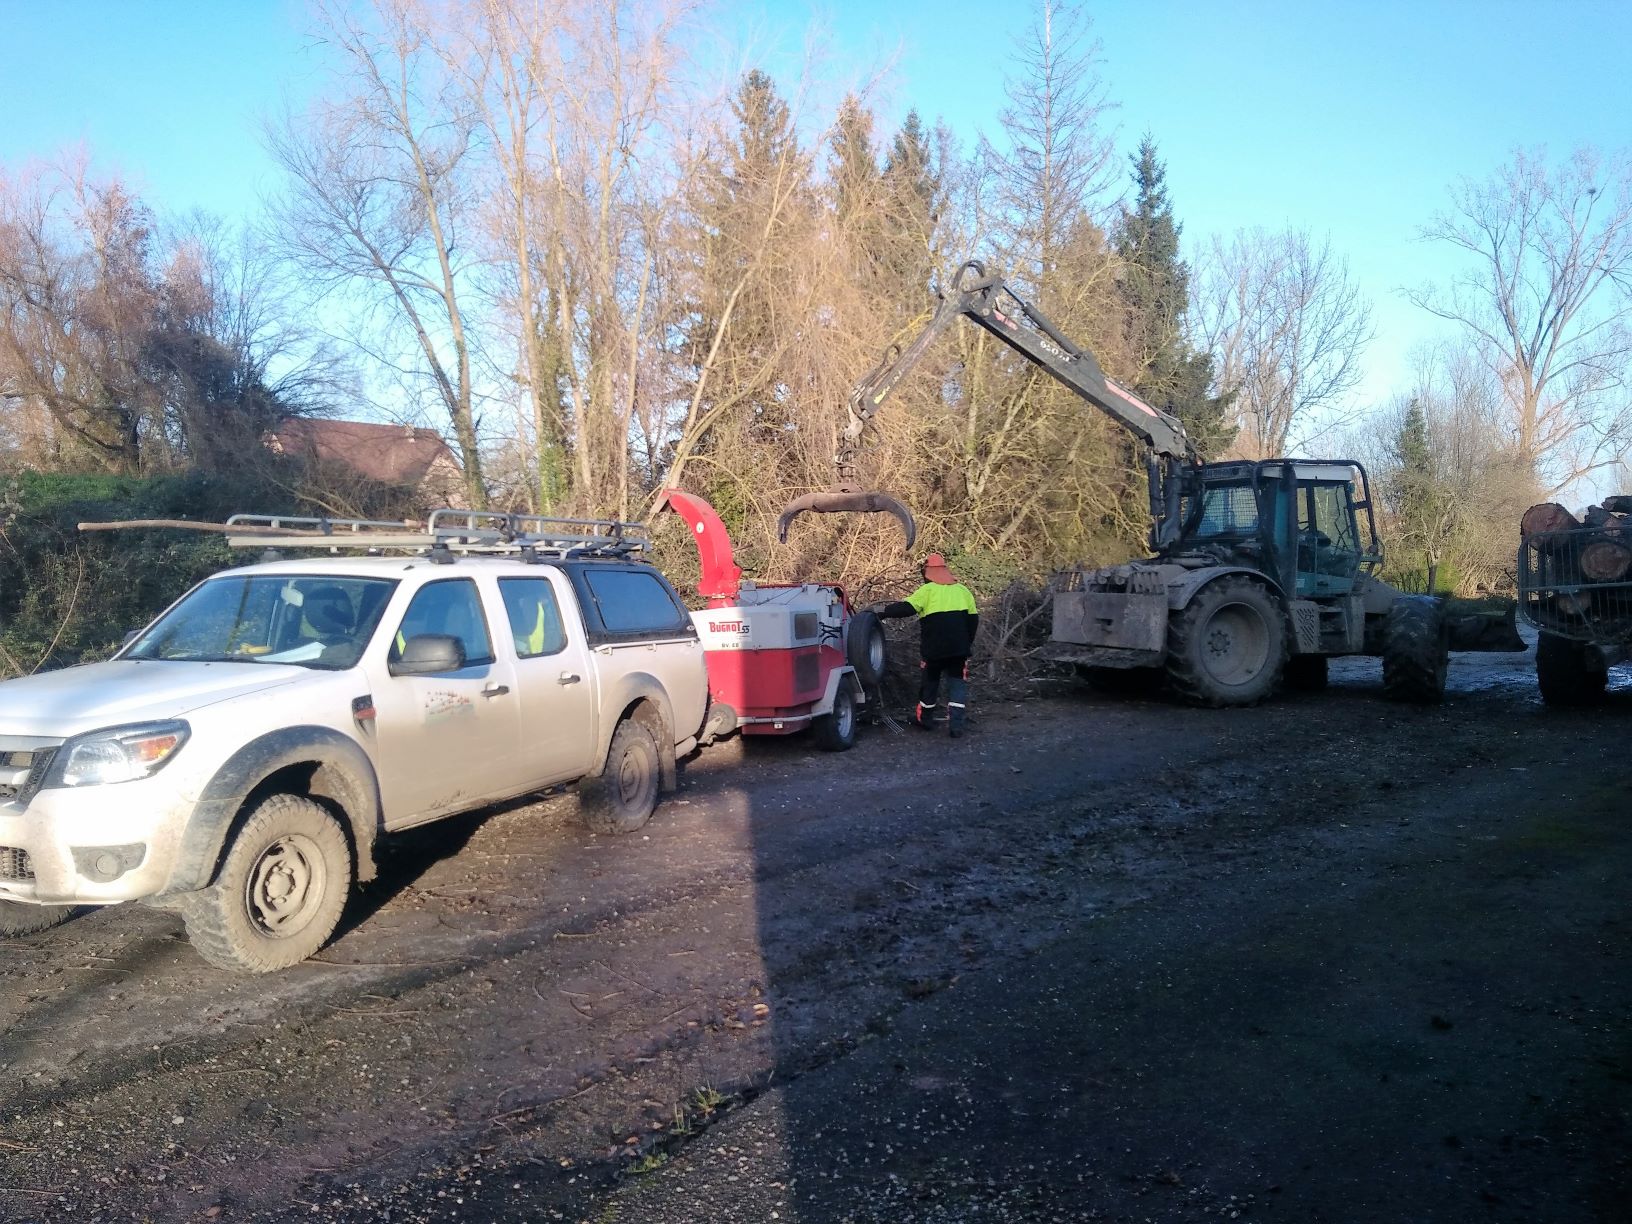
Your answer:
[0,900,74,937]
[813,683,858,751]
[579,719,661,835]
[180,793,352,973]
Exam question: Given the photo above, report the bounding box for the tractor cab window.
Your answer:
[1294,482,1362,594]
[1189,483,1259,539]
[1306,483,1358,554]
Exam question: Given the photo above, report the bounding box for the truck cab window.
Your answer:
[392,579,494,667]
[499,578,567,659]
[581,569,689,634]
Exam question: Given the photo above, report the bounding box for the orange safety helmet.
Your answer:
[920,553,956,584]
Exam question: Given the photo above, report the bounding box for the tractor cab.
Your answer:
[1178,460,1380,602]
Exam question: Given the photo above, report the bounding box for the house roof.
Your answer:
[270,418,461,487]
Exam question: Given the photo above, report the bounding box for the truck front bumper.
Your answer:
[0,782,188,906]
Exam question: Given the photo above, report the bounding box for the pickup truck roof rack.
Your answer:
[223,510,650,561]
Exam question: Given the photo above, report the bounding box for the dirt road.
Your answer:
[1,644,1627,1223]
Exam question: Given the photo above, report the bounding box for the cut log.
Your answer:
[1584,504,1619,529]
[1552,590,1591,618]
[1602,494,1632,515]
[1521,502,1581,538]
[1579,538,1632,583]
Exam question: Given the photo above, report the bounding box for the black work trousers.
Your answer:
[916,656,969,730]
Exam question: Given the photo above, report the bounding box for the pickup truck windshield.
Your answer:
[127,575,398,671]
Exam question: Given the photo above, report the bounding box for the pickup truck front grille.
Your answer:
[0,748,56,806]
[0,847,34,881]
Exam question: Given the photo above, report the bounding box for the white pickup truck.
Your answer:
[0,513,709,971]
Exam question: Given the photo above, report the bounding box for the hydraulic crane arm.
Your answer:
[778,260,1198,551]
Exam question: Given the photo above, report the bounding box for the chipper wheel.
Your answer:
[1381,596,1448,704]
[1165,576,1286,707]
[1535,632,1607,708]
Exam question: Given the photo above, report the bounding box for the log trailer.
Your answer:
[1517,496,1632,705]
[778,259,1524,707]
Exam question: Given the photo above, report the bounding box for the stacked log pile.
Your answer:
[1520,495,1632,631]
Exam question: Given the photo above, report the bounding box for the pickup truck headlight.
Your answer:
[49,721,191,788]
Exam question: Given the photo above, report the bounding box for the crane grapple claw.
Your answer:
[776,489,917,550]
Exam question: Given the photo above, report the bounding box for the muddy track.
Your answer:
[0,648,1627,1222]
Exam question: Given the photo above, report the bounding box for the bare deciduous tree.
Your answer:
[1410,146,1632,496]
[1195,227,1373,459]
[1361,343,1535,594]
[266,0,488,507]
[0,160,161,471]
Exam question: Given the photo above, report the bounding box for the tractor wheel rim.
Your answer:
[245,834,326,939]
[1201,603,1270,687]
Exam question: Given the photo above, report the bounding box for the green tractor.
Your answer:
[1049,456,1523,707]
[777,260,1524,707]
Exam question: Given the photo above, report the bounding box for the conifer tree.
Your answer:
[1112,136,1234,458]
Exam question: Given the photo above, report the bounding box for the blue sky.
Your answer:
[3,0,1629,418]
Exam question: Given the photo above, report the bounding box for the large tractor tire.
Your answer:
[1165,576,1286,707]
[179,793,353,973]
[0,900,74,937]
[1381,596,1449,704]
[846,610,887,687]
[1535,632,1607,707]
[1283,654,1329,692]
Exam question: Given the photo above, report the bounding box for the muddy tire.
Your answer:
[0,900,74,937]
[579,719,661,835]
[1165,576,1285,707]
[1535,632,1607,707]
[1382,597,1448,704]
[813,683,858,752]
[846,611,887,686]
[179,793,352,973]
[1283,654,1329,692]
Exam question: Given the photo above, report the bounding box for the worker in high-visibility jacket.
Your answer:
[511,589,551,657]
[874,553,980,737]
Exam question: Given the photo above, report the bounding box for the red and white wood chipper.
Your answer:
[658,489,886,751]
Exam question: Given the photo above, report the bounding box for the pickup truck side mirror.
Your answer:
[389,633,467,676]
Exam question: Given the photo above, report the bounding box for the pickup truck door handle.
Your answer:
[557,672,582,686]
[482,683,510,698]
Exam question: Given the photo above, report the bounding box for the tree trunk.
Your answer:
[1579,539,1632,583]
[1520,502,1580,539]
